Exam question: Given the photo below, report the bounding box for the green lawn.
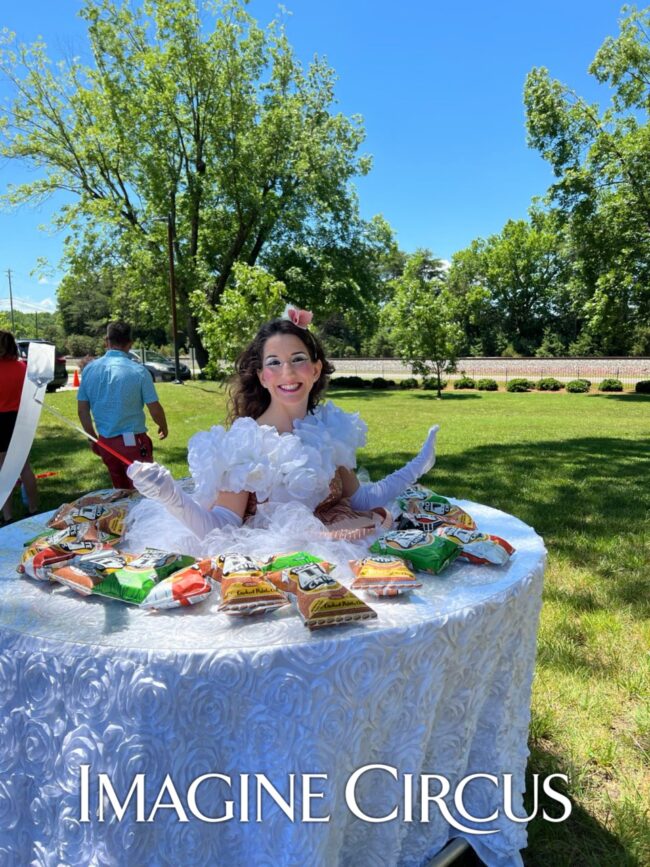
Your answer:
[16,384,650,866]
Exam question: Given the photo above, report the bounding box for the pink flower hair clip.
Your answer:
[282,303,313,329]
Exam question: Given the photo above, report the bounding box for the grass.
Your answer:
[13,384,650,866]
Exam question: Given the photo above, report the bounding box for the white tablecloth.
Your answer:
[0,501,545,867]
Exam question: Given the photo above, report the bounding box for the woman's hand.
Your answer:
[127,461,179,505]
[412,424,440,476]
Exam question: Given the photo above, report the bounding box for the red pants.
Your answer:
[95,433,154,489]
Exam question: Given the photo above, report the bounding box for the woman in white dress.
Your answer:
[125,308,439,562]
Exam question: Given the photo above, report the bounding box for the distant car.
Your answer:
[128,349,191,382]
[16,339,68,392]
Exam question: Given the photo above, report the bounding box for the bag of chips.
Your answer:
[370,529,460,575]
[19,524,112,579]
[47,489,138,529]
[21,545,80,581]
[396,512,447,533]
[397,485,476,531]
[276,561,377,629]
[433,525,515,565]
[140,563,216,610]
[349,556,422,597]
[213,552,264,581]
[51,550,137,594]
[87,549,196,605]
[397,484,451,511]
[218,569,290,616]
[261,551,329,587]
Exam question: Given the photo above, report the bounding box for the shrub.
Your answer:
[422,377,447,391]
[454,375,476,389]
[399,377,419,389]
[598,378,623,392]
[536,377,564,391]
[477,378,498,391]
[66,333,101,357]
[506,378,535,393]
[635,380,650,394]
[565,379,590,393]
[329,375,368,389]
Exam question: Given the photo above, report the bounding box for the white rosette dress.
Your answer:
[122,401,392,565]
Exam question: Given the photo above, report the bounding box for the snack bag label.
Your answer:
[292,563,339,593]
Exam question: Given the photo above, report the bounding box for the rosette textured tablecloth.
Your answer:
[0,501,545,867]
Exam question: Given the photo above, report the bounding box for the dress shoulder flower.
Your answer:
[188,417,278,507]
[294,401,367,469]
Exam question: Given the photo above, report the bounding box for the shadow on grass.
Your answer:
[328,388,482,400]
[587,393,650,402]
[522,742,638,867]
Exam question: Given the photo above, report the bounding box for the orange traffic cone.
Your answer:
[72,368,80,388]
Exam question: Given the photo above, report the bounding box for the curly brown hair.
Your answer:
[0,330,18,361]
[227,319,335,423]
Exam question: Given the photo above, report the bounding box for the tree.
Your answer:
[191,262,286,376]
[383,250,464,398]
[524,4,650,354]
[448,216,567,355]
[0,0,376,366]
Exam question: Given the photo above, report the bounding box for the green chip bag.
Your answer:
[397,484,450,513]
[369,529,460,575]
[93,548,195,604]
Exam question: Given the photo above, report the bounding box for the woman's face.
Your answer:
[258,333,322,410]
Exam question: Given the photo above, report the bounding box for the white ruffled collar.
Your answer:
[188,401,367,511]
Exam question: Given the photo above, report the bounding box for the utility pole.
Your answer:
[6,269,15,331]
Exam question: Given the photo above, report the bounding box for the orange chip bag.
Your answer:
[278,562,377,629]
[218,571,290,616]
[349,556,422,597]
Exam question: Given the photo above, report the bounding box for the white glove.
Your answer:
[349,425,440,511]
[127,461,242,538]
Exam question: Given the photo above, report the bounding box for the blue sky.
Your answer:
[0,0,625,313]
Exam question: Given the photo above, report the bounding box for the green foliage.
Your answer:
[0,309,65,348]
[383,250,463,398]
[66,333,104,357]
[598,377,624,392]
[328,375,368,389]
[524,7,650,355]
[453,374,476,389]
[477,377,498,391]
[422,377,447,391]
[0,0,378,366]
[506,378,535,392]
[191,263,286,376]
[399,377,419,389]
[634,380,650,394]
[565,379,590,393]
[536,377,564,391]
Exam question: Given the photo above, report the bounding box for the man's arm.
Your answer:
[77,400,98,440]
[146,401,168,439]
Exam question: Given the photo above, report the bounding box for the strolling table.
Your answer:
[0,500,545,867]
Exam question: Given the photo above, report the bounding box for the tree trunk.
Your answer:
[186,312,209,369]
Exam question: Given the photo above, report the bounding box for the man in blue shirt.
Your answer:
[77,321,169,489]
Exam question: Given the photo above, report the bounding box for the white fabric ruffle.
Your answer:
[186,401,367,512]
[123,498,378,571]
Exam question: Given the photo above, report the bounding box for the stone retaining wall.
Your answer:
[328,357,650,385]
